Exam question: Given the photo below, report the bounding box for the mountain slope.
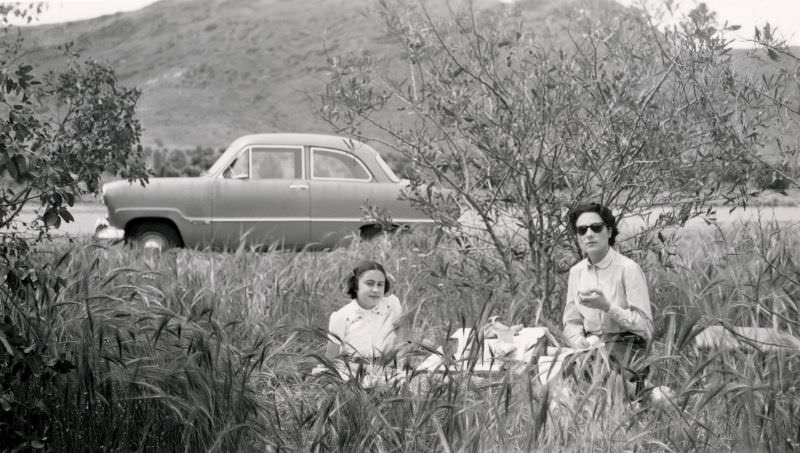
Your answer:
[20,0,385,148]
[17,0,598,148]
[16,0,799,153]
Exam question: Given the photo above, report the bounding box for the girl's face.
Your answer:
[355,269,386,309]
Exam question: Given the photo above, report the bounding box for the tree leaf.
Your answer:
[767,48,779,61]
[6,155,19,181]
[0,332,14,356]
[59,207,74,223]
[42,208,60,228]
[0,395,11,412]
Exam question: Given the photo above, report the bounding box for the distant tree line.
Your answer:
[143,146,224,177]
[142,143,794,190]
[142,145,420,180]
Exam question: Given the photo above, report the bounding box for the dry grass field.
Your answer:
[2,219,797,452]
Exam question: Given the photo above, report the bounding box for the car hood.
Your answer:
[104,176,208,194]
[102,177,213,210]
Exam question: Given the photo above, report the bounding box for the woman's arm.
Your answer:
[563,270,589,348]
[607,264,653,342]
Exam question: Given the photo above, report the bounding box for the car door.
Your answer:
[211,145,309,249]
[308,147,381,247]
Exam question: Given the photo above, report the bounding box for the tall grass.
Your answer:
[2,221,799,452]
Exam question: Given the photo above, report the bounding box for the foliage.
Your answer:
[0,239,75,451]
[319,0,800,322]
[2,244,278,452]
[0,315,76,451]
[0,218,797,451]
[144,145,224,177]
[0,35,147,235]
[0,6,149,451]
[746,23,800,192]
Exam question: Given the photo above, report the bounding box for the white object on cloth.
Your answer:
[536,342,605,385]
[693,326,800,353]
[416,327,549,373]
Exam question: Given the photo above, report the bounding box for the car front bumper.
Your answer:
[93,217,125,240]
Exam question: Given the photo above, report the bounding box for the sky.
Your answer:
[6,0,159,24]
[5,0,800,46]
[615,0,800,47]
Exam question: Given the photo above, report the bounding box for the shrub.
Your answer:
[320,0,800,324]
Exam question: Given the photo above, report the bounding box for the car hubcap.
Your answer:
[141,234,166,251]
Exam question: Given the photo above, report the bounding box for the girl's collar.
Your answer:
[353,298,384,314]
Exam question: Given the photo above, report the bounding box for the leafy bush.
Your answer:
[320,0,800,324]
[144,146,224,177]
[0,6,149,450]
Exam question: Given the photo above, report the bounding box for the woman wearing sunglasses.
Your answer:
[561,202,653,398]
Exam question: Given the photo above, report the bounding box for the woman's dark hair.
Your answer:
[345,260,390,299]
[567,202,619,246]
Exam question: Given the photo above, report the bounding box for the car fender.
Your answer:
[102,177,214,246]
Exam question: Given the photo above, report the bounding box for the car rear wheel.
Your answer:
[129,222,181,251]
[359,224,382,241]
[359,223,399,241]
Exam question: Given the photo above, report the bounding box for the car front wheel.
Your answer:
[129,222,181,251]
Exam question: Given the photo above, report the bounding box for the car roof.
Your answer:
[229,133,377,157]
[207,133,392,179]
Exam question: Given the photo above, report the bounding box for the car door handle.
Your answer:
[289,184,308,190]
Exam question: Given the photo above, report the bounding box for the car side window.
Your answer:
[251,147,302,179]
[311,148,371,181]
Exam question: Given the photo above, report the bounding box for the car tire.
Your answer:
[360,224,399,241]
[129,222,181,251]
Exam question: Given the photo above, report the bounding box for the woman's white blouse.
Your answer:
[563,247,653,346]
[328,294,402,357]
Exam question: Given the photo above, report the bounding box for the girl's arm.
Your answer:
[386,294,407,351]
[326,310,343,359]
[325,341,340,359]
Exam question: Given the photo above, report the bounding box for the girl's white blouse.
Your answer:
[327,294,402,357]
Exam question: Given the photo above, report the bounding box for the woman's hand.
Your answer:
[578,289,611,312]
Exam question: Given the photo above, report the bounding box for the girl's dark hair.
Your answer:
[345,260,390,299]
[567,202,619,246]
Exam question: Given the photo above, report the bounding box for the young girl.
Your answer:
[325,260,403,359]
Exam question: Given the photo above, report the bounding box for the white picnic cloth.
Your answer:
[536,342,605,384]
[415,327,550,374]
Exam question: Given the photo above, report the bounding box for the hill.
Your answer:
[12,0,630,149]
[17,0,381,148]
[13,0,800,155]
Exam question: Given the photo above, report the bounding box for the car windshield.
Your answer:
[206,138,249,176]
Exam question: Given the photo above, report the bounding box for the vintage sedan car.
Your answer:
[96,133,434,250]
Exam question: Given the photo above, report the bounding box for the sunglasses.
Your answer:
[576,222,606,235]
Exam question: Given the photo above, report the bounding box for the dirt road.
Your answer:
[11,203,800,239]
[619,205,800,234]
[13,202,108,237]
